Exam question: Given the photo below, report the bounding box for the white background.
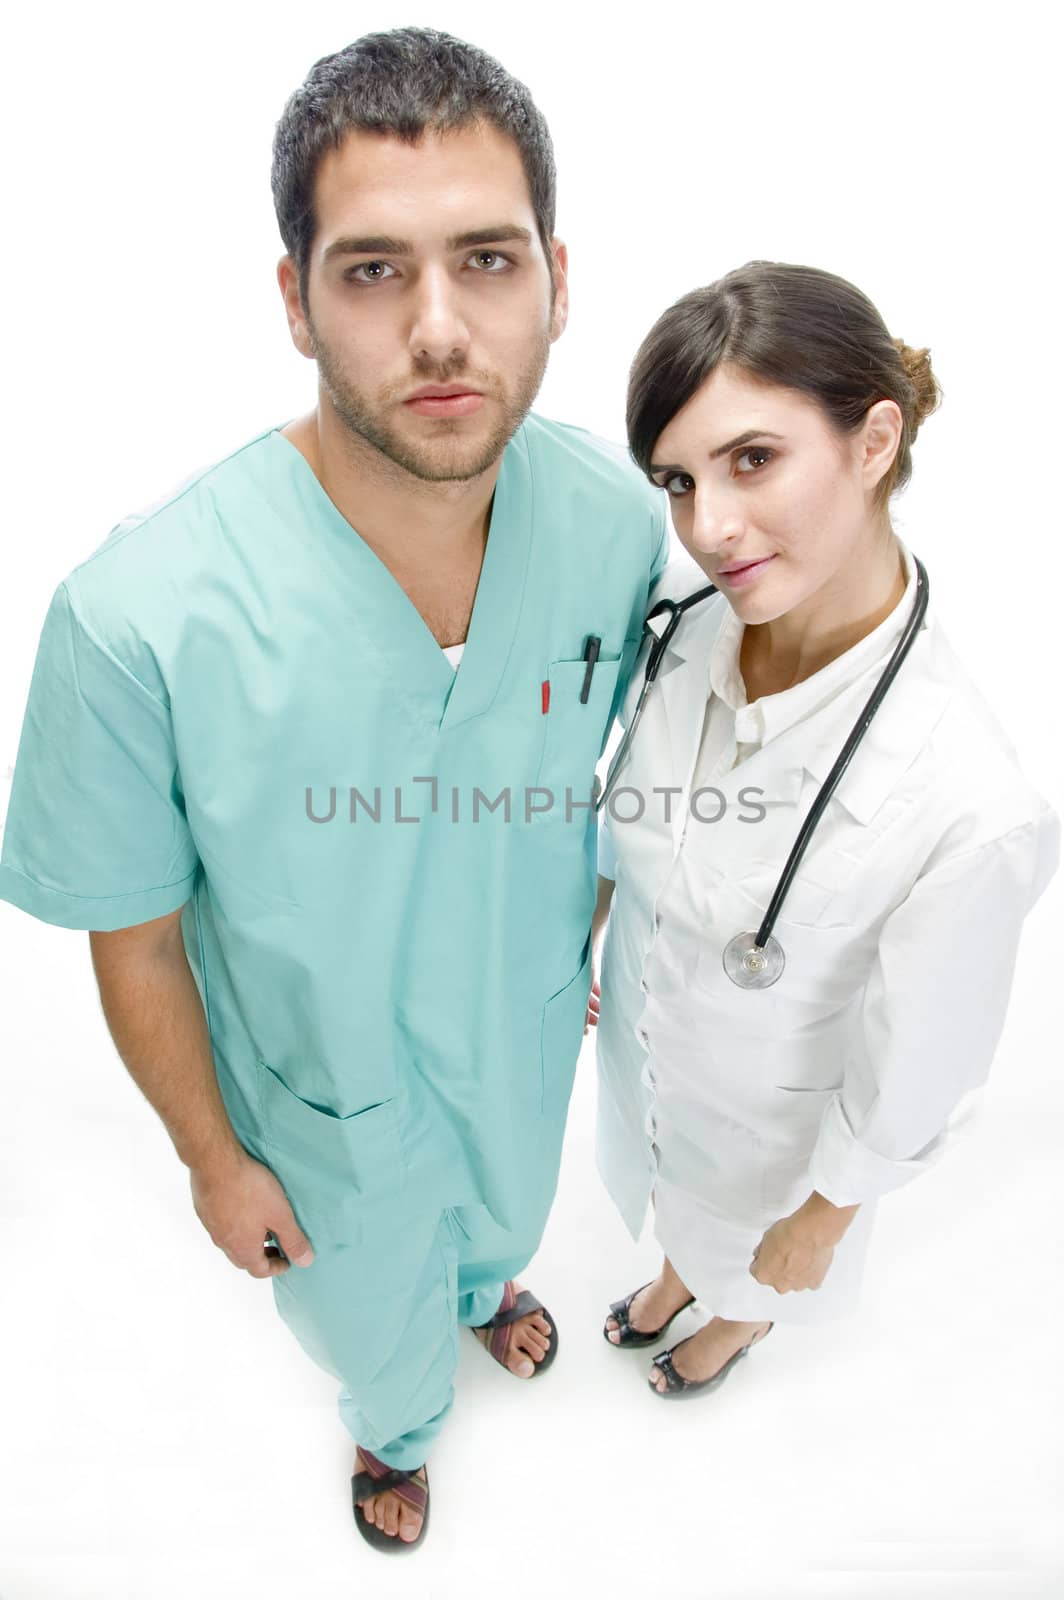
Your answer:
[1,3,1062,1596]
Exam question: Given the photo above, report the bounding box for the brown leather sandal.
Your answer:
[471,1280,558,1375]
[351,1445,430,1553]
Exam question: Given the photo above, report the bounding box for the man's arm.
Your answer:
[89,909,314,1276]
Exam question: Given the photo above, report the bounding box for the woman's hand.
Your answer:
[749,1191,859,1293]
[585,975,601,1032]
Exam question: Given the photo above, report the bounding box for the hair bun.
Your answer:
[893,338,941,431]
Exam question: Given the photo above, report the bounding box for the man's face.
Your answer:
[280,120,568,483]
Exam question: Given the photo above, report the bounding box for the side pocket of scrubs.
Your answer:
[256,1060,406,1244]
[533,657,622,822]
[539,939,593,1114]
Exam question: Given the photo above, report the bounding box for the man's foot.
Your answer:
[648,1316,772,1392]
[604,1272,693,1344]
[472,1280,554,1378]
[353,1447,428,1545]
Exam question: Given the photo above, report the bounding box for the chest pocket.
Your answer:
[532,653,622,821]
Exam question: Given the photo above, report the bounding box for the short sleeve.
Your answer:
[807,810,1060,1207]
[0,581,200,931]
[648,494,670,590]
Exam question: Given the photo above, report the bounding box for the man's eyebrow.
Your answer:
[649,430,784,473]
[323,224,534,261]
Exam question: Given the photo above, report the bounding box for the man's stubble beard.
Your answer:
[306,316,553,485]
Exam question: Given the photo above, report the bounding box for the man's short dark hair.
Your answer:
[272,27,557,309]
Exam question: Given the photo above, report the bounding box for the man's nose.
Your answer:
[408,267,471,366]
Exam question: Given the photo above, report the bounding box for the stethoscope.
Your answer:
[595,556,930,989]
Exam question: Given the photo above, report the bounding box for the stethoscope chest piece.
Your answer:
[722,931,786,990]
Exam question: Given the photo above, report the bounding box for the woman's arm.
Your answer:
[808,811,1058,1208]
[750,807,1058,1293]
[591,872,616,953]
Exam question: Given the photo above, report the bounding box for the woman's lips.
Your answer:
[716,555,775,589]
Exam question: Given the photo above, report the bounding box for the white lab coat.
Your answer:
[595,543,1059,1322]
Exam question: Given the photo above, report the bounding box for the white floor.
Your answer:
[1,898,1062,1600]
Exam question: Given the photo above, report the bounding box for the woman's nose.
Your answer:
[687,493,745,554]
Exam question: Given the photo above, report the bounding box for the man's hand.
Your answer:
[190,1148,315,1277]
[749,1191,859,1294]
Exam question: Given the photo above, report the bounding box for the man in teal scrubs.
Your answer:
[0,28,666,1549]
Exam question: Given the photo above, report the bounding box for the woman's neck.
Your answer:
[739,533,907,701]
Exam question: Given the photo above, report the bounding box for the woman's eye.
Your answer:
[735,447,773,473]
[346,260,396,283]
[663,472,695,498]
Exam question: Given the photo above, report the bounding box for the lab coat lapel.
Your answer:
[795,623,954,827]
[652,595,946,853]
[655,600,729,849]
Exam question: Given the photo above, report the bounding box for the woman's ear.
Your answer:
[860,399,904,496]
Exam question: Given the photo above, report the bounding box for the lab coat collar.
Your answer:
[654,540,954,830]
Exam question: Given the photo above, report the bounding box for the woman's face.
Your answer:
[649,363,893,625]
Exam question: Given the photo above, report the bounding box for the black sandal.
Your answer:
[352,1445,430,1552]
[603,1281,695,1348]
[472,1280,559,1376]
[650,1322,774,1399]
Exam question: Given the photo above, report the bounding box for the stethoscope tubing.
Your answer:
[595,557,930,956]
[595,583,718,813]
[752,555,929,948]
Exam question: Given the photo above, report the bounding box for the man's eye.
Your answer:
[469,250,510,272]
[347,261,396,283]
[735,447,774,473]
[663,472,694,498]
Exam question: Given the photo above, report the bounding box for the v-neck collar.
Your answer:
[266,423,534,734]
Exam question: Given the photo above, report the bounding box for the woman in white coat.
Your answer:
[589,261,1059,1398]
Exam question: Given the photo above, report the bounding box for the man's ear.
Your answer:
[277,256,315,360]
[548,237,570,344]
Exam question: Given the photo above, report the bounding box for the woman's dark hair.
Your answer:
[271,27,557,310]
[627,261,941,509]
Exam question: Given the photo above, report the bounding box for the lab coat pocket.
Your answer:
[533,656,622,822]
[256,1060,406,1244]
[539,939,593,1114]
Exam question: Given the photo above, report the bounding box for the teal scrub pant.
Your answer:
[269,1197,546,1470]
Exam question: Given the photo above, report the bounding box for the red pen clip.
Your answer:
[541,679,551,714]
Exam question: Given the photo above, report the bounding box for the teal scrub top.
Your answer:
[0,414,667,1237]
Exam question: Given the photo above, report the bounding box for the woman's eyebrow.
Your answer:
[650,429,784,473]
[323,224,533,260]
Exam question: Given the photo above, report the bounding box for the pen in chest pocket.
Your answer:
[541,634,603,713]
